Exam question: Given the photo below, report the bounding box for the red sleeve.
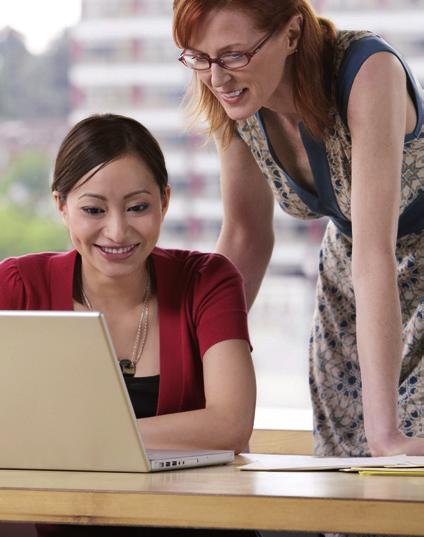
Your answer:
[0,257,26,309]
[192,253,251,357]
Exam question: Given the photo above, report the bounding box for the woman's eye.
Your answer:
[223,52,243,60]
[81,207,104,215]
[128,203,149,213]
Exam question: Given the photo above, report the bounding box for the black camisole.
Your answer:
[124,374,159,418]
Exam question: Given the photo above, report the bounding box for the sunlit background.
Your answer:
[1,0,423,434]
[0,1,80,53]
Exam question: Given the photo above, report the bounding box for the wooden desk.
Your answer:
[0,454,423,535]
[249,429,314,455]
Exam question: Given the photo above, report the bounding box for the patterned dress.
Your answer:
[237,31,424,459]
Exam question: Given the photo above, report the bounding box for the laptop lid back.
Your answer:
[0,311,151,472]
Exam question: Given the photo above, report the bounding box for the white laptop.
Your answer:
[0,311,234,472]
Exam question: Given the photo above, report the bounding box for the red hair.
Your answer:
[173,0,336,142]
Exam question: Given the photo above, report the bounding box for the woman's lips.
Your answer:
[95,243,139,260]
[219,88,247,104]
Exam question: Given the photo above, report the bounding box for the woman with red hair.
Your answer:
[173,0,424,462]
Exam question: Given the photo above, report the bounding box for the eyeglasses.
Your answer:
[178,32,274,72]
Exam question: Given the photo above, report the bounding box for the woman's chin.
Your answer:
[223,105,256,122]
[221,99,259,122]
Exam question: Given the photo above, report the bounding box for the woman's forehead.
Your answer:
[70,156,155,195]
[188,8,261,50]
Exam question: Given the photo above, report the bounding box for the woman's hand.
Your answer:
[367,430,424,457]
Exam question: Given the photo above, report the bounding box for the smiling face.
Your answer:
[188,8,301,120]
[54,154,170,284]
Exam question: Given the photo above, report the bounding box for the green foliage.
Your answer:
[0,29,71,259]
[0,145,68,259]
[0,204,69,260]
[1,149,51,208]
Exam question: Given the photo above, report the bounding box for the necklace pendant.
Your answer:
[119,359,136,377]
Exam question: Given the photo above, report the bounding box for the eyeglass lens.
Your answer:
[183,52,249,71]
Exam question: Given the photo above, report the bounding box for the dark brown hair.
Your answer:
[173,0,336,141]
[52,114,168,199]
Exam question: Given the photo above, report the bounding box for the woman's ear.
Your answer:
[52,191,69,226]
[160,185,171,221]
[287,13,303,53]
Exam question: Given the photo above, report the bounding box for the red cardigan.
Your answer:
[0,247,250,416]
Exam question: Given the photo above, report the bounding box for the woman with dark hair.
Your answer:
[0,113,257,537]
[172,0,424,462]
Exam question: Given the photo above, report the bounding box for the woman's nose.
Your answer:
[104,213,128,242]
[210,63,232,88]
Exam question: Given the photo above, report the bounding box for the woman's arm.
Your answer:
[349,51,424,455]
[215,132,275,309]
[138,339,256,453]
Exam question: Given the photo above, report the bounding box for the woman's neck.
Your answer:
[263,57,298,117]
[79,257,150,311]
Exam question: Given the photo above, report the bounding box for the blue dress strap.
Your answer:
[337,34,424,142]
[336,34,424,238]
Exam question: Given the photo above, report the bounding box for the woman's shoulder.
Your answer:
[333,30,385,92]
[0,251,48,277]
[334,30,375,59]
[334,30,403,73]
[0,255,23,290]
[333,30,420,127]
[0,252,51,309]
[0,250,73,275]
[0,250,75,309]
[151,246,239,277]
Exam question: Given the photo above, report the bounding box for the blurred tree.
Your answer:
[1,149,51,213]
[26,31,71,117]
[0,27,70,119]
[0,28,71,259]
[0,27,32,118]
[0,204,68,260]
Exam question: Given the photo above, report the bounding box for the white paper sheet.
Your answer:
[240,454,424,471]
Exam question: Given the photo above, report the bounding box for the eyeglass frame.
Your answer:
[178,31,275,71]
